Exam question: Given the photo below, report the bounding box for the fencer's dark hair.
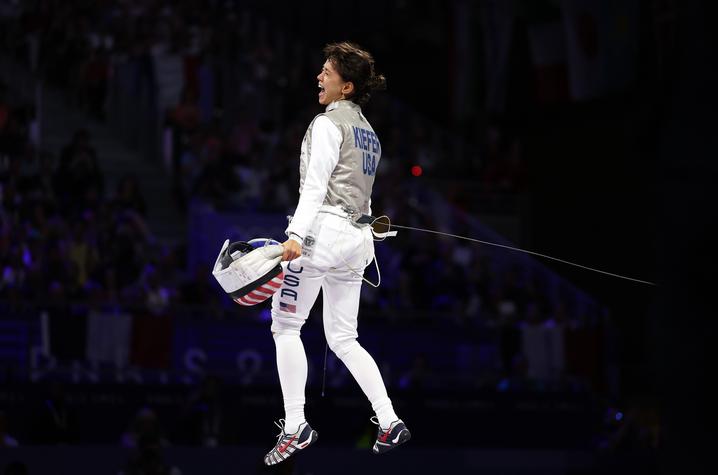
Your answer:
[323,41,386,106]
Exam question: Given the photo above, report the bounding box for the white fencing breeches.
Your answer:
[270,211,374,355]
[270,211,398,430]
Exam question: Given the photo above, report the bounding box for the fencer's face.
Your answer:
[317,60,352,105]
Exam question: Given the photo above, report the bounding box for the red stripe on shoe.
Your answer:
[278,434,297,453]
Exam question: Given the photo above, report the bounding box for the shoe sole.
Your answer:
[372,428,411,455]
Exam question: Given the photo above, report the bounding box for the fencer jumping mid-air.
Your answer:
[212,41,410,466]
[210,37,659,468]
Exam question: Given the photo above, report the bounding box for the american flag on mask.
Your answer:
[234,272,284,306]
[279,301,296,313]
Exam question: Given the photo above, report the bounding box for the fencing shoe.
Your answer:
[264,419,318,466]
[371,416,411,454]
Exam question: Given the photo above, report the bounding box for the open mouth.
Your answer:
[318,82,325,99]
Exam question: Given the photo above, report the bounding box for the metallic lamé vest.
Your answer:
[299,100,380,217]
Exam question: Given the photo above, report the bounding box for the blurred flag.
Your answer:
[279,302,296,313]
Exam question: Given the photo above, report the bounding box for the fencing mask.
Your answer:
[212,238,284,306]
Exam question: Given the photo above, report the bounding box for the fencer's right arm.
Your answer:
[285,116,341,241]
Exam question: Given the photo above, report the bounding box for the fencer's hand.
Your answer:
[281,239,302,261]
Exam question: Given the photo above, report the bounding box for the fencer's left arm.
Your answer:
[286,116,342,242]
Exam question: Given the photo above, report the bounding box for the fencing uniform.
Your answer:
[270,99,399,436]
[272,99,378,342]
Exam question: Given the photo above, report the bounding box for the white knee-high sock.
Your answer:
[338,343,398,429]
[273,333,307,434]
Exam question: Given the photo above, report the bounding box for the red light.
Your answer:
[411,165,423,177]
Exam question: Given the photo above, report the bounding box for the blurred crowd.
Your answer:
[0,104,215,319]
[0,1,663,466]
[1,0,527,211]
[0,0,600,387]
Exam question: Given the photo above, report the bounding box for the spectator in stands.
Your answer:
[67,221,98,289]
[0,411,18,447]
[0,246,26,299]
[141,264,174,316]
[55,129,104,211]
[113,173,147,217]
[108,211,149,292]
[44,242,72,292]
